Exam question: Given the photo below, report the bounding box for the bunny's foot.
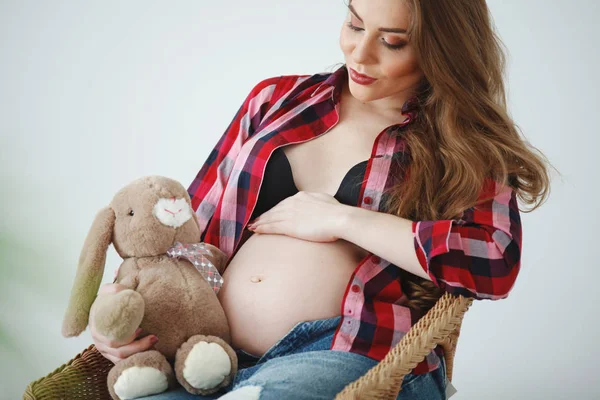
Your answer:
[174,334,238,395]
[107,350,175,400]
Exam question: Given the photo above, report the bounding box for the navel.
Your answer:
[249,275,263,283]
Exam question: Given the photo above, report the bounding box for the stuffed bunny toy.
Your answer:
[62,175,238,400]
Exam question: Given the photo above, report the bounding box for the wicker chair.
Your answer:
[24,292,473,400]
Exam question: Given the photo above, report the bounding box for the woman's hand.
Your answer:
[247,191,349,242]
[90,283,158,364]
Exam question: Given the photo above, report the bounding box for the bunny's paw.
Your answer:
[107,350,175,400]
[174,334,238,395]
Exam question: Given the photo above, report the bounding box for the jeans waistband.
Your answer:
[236,315,342,366]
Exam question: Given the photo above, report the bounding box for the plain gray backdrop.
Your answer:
[1,1,598,399]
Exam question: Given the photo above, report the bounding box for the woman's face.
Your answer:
[339,0,424,107]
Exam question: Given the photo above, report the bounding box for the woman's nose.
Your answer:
[352,37,375,64]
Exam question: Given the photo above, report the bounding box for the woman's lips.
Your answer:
[349,68,377,85]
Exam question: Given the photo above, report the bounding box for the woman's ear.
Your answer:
[62,206,115,337]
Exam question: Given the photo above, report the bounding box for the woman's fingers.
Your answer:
[96,333,158,363]
[99,350,121,364]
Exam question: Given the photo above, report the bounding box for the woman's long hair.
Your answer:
[354,0,556,314]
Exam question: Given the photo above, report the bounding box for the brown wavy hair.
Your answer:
[347,0,557,315]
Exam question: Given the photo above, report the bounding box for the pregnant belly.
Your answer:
[217,230,369,357]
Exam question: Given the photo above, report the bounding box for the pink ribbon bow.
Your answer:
[166,242,224,294]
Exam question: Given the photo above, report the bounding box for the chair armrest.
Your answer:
[24,345,114,400]
[335,292,474,400]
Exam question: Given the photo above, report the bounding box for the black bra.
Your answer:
[250,147,368,220]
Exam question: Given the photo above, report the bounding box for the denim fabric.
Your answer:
[139,316,446,400]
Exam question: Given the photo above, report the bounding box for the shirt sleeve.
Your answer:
[187,76,281,240]
[411,177,522,300]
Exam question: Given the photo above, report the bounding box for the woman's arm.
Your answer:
[336,177,522,300]
[336,206,429,279]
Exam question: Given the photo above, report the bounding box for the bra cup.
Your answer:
[250,148,368,220]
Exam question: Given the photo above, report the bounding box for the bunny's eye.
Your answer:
[128,210,134,216]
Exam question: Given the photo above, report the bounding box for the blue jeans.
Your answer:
[139,316,447,400]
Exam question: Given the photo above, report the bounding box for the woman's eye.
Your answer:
[128,210,134,216]
[384,41,406,50]
[346,22,406,51]
[346,22,363,32]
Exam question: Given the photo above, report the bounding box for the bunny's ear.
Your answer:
[62,206,115,338]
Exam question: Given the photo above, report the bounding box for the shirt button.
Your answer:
[363,196,373,205]
[371,256,381,263]
[351,284,361,293]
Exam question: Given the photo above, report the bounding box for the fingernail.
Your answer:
[150,336,159,344]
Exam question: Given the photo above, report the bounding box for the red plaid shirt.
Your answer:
[188,64,522,374]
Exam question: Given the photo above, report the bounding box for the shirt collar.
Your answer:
[310,63,420,121]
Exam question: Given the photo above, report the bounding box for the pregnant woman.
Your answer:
[92,0,551,399]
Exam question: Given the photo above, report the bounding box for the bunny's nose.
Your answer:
[163,208,182,216]
[153,197,192,228]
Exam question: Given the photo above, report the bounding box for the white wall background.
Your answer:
[1,1,598,399]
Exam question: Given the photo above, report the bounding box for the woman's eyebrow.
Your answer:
[348,4,407,34]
